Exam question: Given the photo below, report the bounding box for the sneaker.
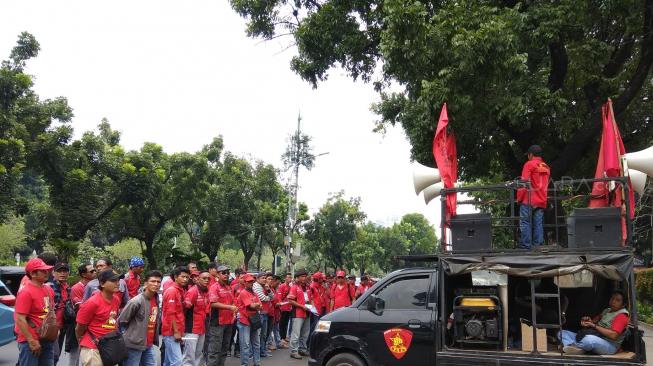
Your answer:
[268,345,277,350]
[563,345,585,355]
[290,353,302,359]
[299,350,310,356]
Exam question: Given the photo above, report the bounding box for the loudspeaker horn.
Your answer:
[423,182,444,204]
[624,146,653,178]
[628,169,647,197]
[412,162,441,194]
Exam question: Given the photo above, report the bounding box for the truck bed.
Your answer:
[437,349,643,365]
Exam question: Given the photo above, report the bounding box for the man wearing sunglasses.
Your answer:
[65,263,95,366]
[208,265,238,366]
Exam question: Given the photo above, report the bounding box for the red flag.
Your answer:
[433,103,458,223]
[588,99,635,245]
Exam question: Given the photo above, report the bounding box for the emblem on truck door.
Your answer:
[383,328,413,360]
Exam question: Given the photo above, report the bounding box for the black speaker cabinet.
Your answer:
[567,207,621,248]
[450,213,492,251]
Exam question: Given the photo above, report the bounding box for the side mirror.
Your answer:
[367,294,385,315]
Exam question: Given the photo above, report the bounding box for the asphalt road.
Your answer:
[0,342,309,366]
[1,325,652,365]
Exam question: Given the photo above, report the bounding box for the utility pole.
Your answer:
[285,114,302,275]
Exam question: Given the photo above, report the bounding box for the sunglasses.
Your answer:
[220,271,230,275]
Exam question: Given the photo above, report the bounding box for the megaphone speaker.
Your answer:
[412,162,441,194]
[624,146,653,178]
[628,169,647,197]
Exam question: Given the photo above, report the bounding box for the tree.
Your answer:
[0,32,73,221]
[350,222,384,276]
[0,215,27,264]
[396,213,438,255]
[231,0,653,180]
[303,192,366,269]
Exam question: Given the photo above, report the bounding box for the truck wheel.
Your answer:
[325,352,365,366]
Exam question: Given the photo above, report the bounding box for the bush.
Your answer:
[635,268,653,304]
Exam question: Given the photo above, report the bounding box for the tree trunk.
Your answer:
[256,234,263,270]
[144,237,157,269]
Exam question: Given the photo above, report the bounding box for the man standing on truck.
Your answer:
[517,144,550,249]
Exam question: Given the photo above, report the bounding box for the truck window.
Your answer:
[375,275,430,310]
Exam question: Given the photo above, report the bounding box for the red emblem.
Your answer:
[383,328,413,360]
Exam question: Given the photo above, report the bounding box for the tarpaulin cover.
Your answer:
[440,252,633,281]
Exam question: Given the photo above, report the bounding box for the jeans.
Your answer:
[259,315,269,357]
[18,341,54,366]
[289,317,310,354]
[162,336,183,366]
[558,330,618,355]
[207,324,233,366]
[279,311,290,340]
[66,345,80,366]
[520,204,544,249]
[124,347,157,366]
[182,333,205,366]
[237,321,261,366]
[267,322,281,348]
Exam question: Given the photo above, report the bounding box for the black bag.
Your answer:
[249,312,262,331]
[62,300,76,324]
[576,327,601,342]
[90,331,128,366]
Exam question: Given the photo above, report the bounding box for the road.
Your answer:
[1,324,652,365]
[0,342,309,366]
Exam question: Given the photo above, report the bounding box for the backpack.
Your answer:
[37,307,59,341]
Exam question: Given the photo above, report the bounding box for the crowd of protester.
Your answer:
[13,253,376,366]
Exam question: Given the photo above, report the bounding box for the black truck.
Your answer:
[308,178,648,366]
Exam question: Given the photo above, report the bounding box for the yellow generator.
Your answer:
[452,288,502,349]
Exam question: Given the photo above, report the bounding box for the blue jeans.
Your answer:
[18,341,54,366]
[520,204,543,249]
[558,330,618,355]
[162,336,183,366]
[125,346,157,366]
[237,321,261,366]
[259,314,269,357]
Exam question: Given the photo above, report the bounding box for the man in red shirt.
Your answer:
[517,144,550,249]
[48,262,71,364]
[287,269,311,360]
[14,258,56,366]
[119,270,163,366]
[355,275,372,299]
[67,263,96,366]
[236,273,262,366]
[208,265,237,366]
[183,270,210,366]
[162,266,190,366]
[75,269,122,366]
[330,271,353,311]
[207,262,219,289]
[124,256,145,298]
[277,273,292,344]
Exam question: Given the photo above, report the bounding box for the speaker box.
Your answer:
[567,207,621,248]
[450,213,492,251]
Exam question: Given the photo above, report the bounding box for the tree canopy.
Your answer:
[231,0,653,180]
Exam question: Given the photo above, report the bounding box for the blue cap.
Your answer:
[129,256,145,268]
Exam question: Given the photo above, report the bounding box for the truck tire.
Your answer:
[325,352,365,366]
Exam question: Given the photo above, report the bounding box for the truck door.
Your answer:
[358,273,435,366]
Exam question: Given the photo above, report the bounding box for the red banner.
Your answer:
[433,103,458,223]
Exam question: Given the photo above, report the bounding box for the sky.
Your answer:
[0,0,444,228]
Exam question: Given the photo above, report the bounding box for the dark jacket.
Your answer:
[118,292,161,350]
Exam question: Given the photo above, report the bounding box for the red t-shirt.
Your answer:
[70,281,87,306]
[124,270,141,299]
[209,282,236,325]
[609,313,629,334]
[184,285,209,334]
[162,283,185,336]
[14,282,55,343]
[288,284,308,318]
[309,282,325,315]
[76,292,121,349]
[356,284,371,298]
[237,289,261,326]
[208,276,217,289]
[146,297,158,346]
[331,284,352,310]
[277,283,292,312]
[517,157,550,208]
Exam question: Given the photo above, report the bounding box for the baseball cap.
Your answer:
[129,256,145,268]
[336,271,346,278]
[25,258,54,273]
[312,271,324,280]
[54,262,70,272]
[527,145,543,156]
[98,269,122,283]
[242,274,255,282]
[216,265,230,272]
[295,268,308,277]
[191,270,200,277]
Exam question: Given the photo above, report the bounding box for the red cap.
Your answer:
[191,270,200,276]
[242,274,255,282]
[336,271,346,278]
[312,271,323,280]
[25,258,53,273]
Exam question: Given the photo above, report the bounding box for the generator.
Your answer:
[452,288,502,349]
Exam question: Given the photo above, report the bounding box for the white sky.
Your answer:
[0,0,444,228]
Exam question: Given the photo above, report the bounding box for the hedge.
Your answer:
[635,268,653,304]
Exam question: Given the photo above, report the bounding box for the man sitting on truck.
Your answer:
[558,290,630,355]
